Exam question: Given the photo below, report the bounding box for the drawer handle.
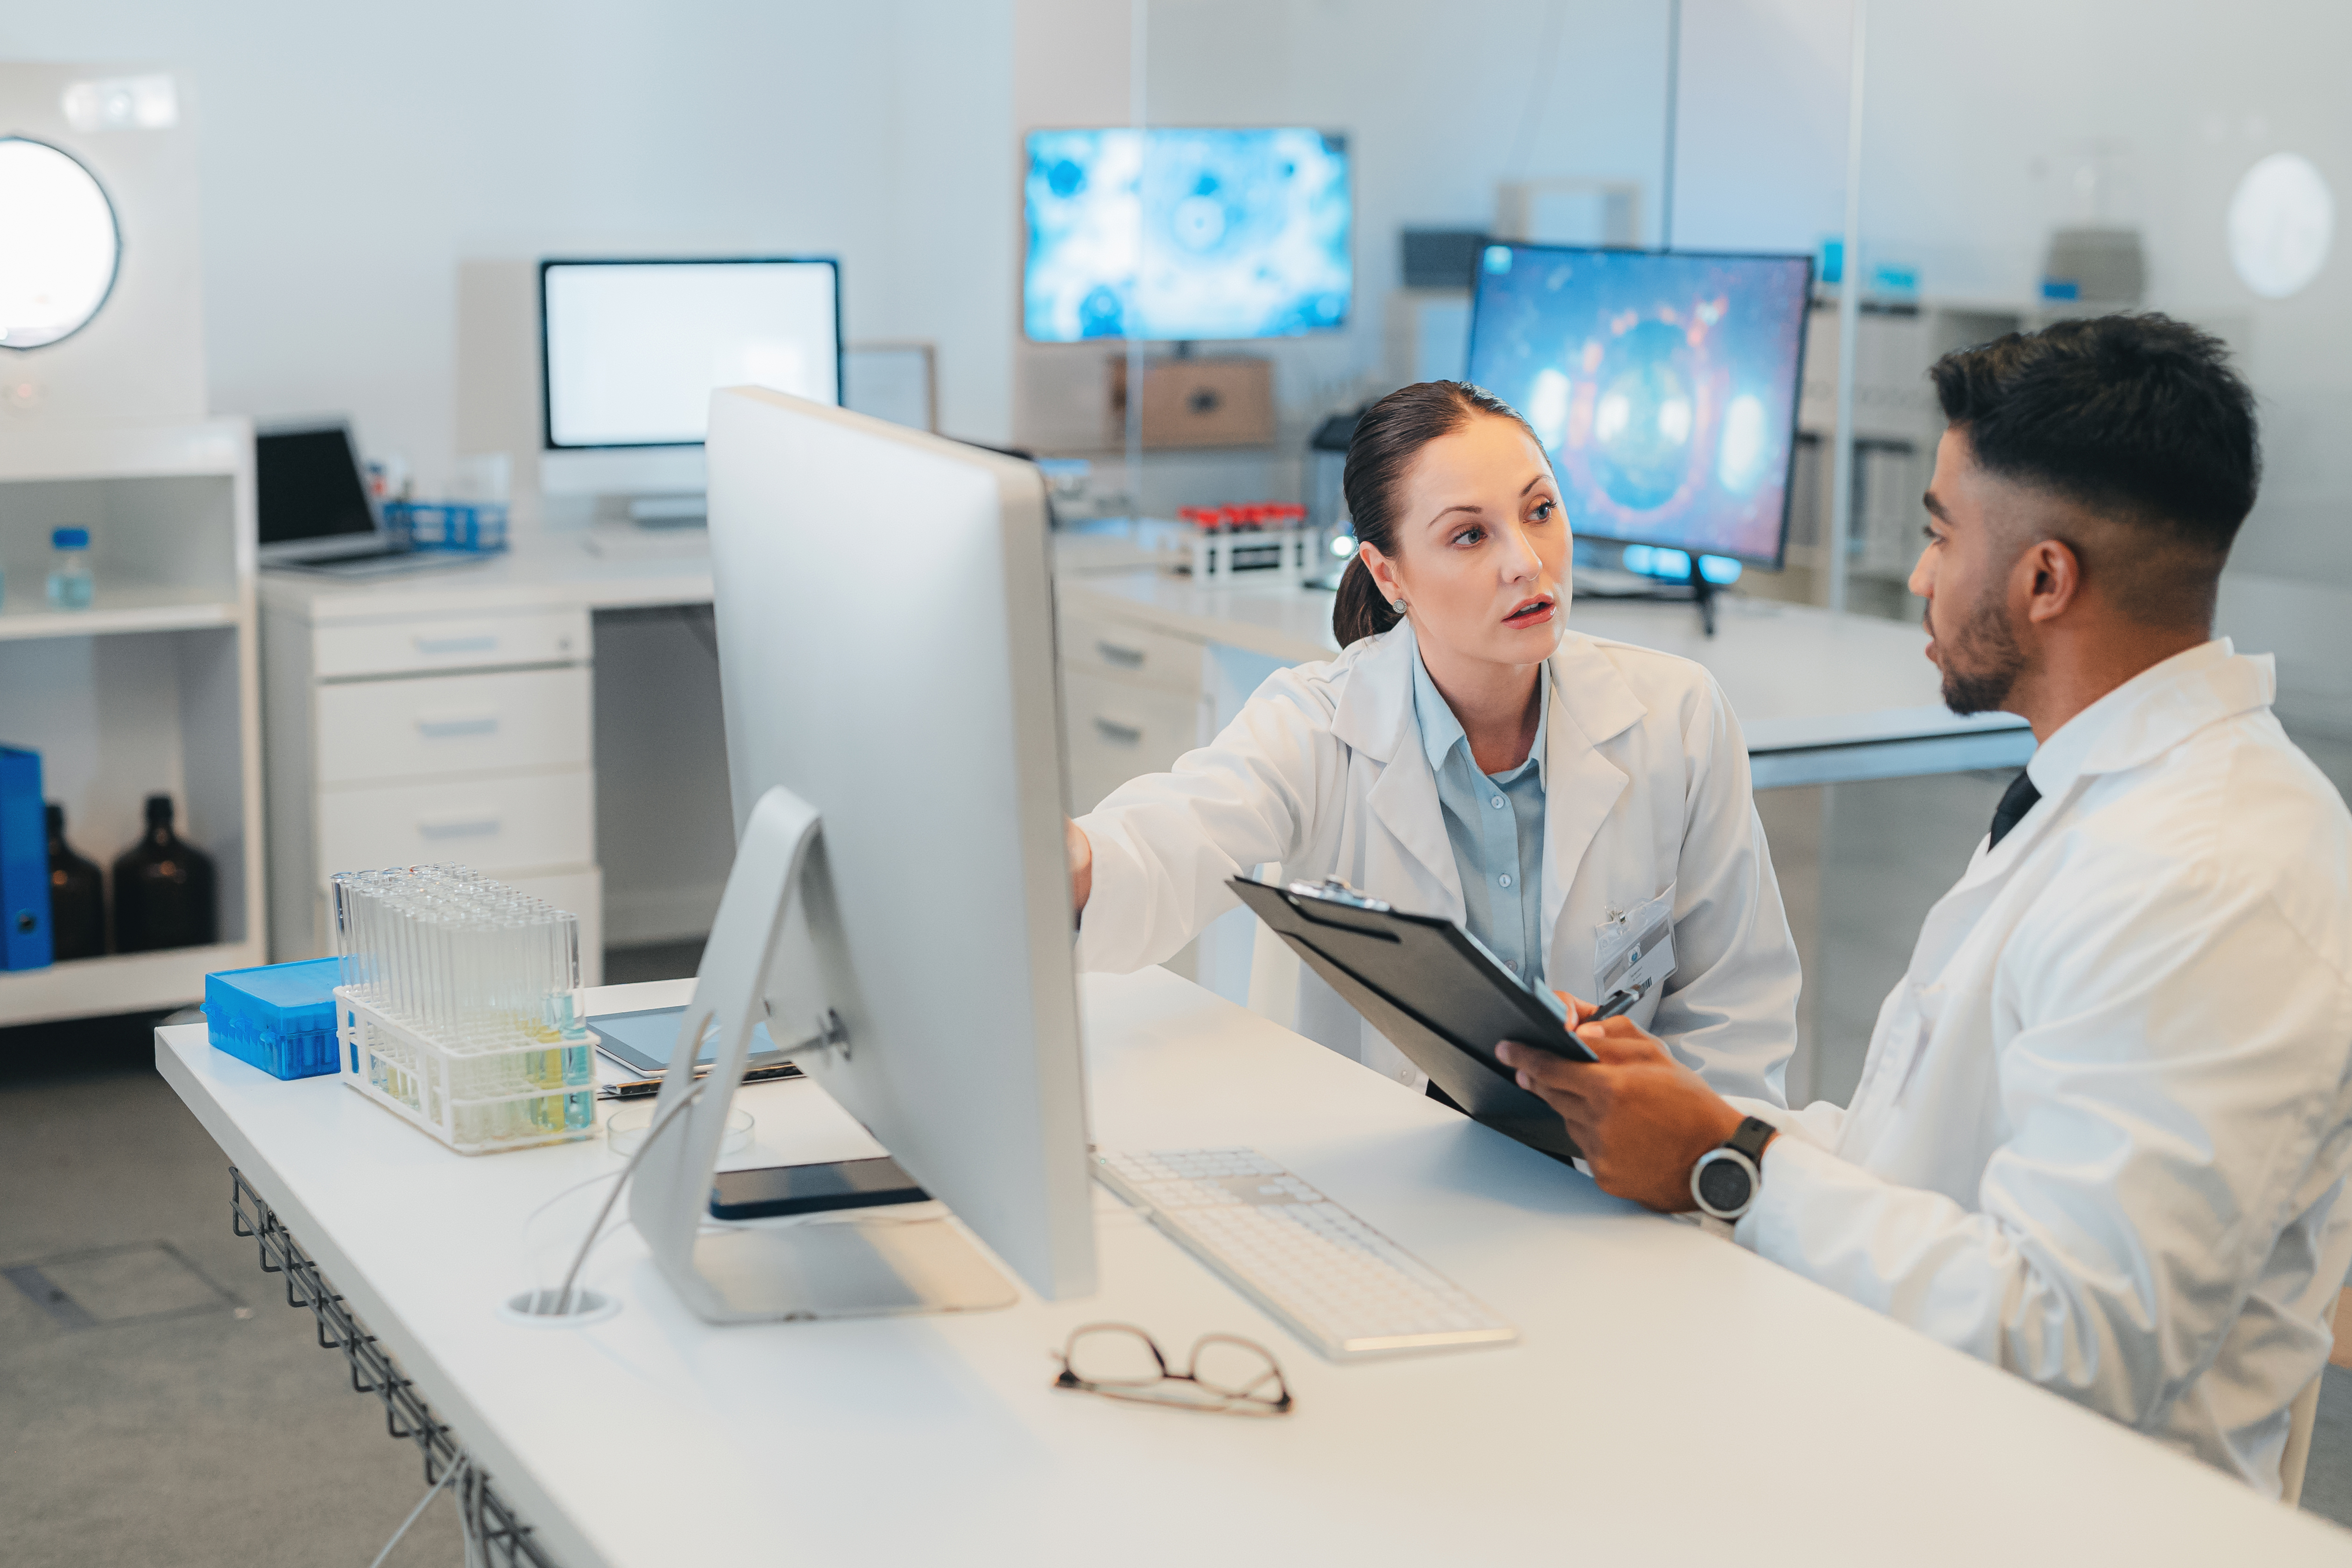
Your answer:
[417,815,501,839]
[1093,717,1145,744]
[414,634,498,656]
[1095,639,1147,669]
[415,714,500,739]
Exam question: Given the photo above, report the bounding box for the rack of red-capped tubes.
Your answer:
[1177,502,1314,582]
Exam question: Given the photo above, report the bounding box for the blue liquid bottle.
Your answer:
[47,527,93,611]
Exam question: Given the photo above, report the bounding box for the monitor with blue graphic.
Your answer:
[1466,244,1813,567]
[1024,127,1351,343]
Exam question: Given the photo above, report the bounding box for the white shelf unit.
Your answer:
[1780,298,2254,614]
[0,419,267,1026]
[1787,301,2027,596]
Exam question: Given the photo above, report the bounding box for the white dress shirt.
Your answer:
[1740,640,2352,1491]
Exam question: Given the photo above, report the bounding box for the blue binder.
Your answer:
[0,745,52,970]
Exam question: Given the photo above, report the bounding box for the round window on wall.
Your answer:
[2228,152,2335,300]
[0,136,122,350]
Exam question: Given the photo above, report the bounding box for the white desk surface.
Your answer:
[159,968,2337,1567]
[1058,569,2032,757]
[255,532,713,622]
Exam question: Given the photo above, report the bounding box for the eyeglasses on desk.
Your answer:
[1050,1322,1293,1416]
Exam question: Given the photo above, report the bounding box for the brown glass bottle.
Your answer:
[113,794,217,953]
[45,803,106,961]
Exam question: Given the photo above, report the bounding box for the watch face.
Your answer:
[1696,1154,1753,1215]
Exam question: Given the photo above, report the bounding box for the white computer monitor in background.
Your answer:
[691,387,1095,1304]
[537,258,841,507]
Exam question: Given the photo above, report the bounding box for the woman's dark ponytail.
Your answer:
[1331,552,1397,648]
[1332,379,1547,647]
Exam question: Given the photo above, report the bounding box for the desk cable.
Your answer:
[532,1082,706,1316]
[367,1445,470,1568]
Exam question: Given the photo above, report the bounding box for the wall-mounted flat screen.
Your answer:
[541,258,841,449]
[1024,127,1350,343]
[1466,244,1813,567]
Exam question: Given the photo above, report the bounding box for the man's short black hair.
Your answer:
[1930,313,2261,558]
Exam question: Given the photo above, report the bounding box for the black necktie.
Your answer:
[1988,771,2041,850]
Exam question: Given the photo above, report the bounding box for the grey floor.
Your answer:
[0,1069,465,1567]
[13,758,2352,1563]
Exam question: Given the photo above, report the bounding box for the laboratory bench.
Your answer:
[158,967,2345,1568]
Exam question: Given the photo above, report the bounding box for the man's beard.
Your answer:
[1930,584,2026,716]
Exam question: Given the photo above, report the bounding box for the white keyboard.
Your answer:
[1093,1147,1519,1361]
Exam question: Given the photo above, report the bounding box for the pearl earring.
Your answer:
[1390,598,1408,614]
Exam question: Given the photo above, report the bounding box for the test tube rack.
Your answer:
[329,863,598,1156]
[337,990,595,1155]
[1178,503,1314,584]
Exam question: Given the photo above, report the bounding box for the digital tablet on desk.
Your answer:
[586,1006,803,1093]
[1226,875,1595,1165]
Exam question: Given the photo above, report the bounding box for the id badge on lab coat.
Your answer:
[1595,887,1676,1001]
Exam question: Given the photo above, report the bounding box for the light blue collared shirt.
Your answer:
[1410,651,1548,987]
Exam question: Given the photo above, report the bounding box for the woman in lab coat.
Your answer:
[1067,381,1800,1103]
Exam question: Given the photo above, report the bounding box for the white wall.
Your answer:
[1670,0,1850,258]
[1133,0,1674,432]
[0,0,1018,486]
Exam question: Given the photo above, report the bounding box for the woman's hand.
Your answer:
[1066,819,1093,916]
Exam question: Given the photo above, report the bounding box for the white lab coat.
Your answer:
[1740,641,2352,1492]
[1074,619,1800,1104]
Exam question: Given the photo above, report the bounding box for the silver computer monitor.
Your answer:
[693,387,1094,1304]
[537,257,842,504]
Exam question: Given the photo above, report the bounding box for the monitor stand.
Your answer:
[629,495,706,530]
[623,786,1017,1324]
[580,495,711,560]
[1572,556,1720,636]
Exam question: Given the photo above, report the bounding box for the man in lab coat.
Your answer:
[1498,313,2352,1493]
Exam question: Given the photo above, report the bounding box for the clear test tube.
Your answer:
[413,892,443,1037]
[499,908,548,1137]
[362,871,390,1006]
[553,910,594,1129]
[345,872,374,1004]
[330,871,353,966]
[460,894,492,1047]
[534,904,568,1130]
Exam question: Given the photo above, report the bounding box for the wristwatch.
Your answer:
[1690,1116,1778,1221]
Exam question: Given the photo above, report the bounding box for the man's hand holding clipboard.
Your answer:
[1499,990,1765,1213]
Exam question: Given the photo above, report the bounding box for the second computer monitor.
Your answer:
[539,257,841,497]
[1024,127,1352,342]
[1466,244,1813,568]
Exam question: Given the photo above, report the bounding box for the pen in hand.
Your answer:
[1586,984,1648,1024]
[1523,982,1646,1062]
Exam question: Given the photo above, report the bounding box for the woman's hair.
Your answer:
[1332,380,1548,647]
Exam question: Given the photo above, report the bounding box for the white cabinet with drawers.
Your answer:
[261,593,603,980]
[1057,609,1210,814]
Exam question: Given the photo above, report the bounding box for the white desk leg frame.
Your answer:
[625,786,1015,1324]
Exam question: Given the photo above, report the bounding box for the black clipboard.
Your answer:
[1227,875,1590,1165]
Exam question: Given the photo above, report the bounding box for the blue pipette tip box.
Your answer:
[205,957,344,1080]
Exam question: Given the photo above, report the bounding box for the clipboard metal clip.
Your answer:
[1285,875,1392,913]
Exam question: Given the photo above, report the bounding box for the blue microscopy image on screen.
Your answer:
[1024,128,1350,343]
[1466,246,1813,564]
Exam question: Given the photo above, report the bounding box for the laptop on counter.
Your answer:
[257,420,492,579]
